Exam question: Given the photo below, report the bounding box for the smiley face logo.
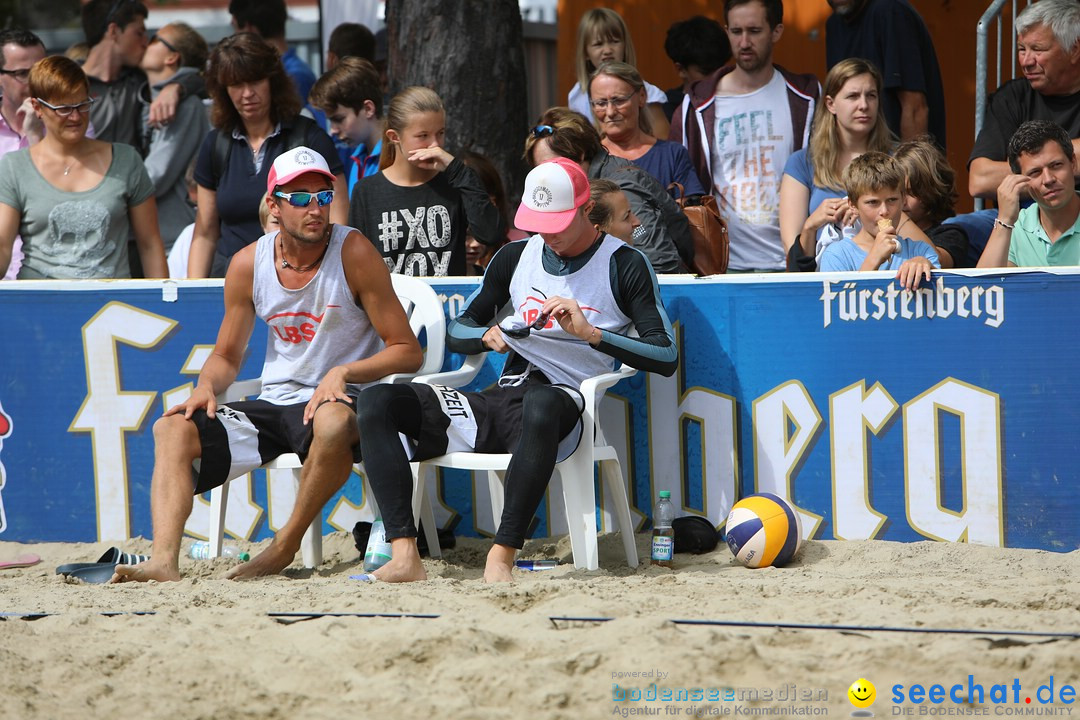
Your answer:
[848,678,876,709]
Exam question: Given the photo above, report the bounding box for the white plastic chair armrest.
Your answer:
[413,353,488,388]
[218,377,261,403]
[579,364,637,399]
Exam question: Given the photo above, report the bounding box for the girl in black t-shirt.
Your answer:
[347,86,499,277]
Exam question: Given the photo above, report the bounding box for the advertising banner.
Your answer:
[0,270,1075,551]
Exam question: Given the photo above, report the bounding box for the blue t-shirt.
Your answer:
[783,149,848,234]
[282,48,325,129]
[632,140,706,198]
[347,140,382,198]
[819,235,940,272]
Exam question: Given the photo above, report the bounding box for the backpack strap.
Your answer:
[210,128,232,188]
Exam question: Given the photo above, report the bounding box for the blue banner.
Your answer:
[0,270,1075,551]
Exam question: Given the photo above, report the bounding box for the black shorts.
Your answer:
[189,397,361,494]
[407,377,584,463]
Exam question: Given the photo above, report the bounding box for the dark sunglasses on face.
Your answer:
[150,33,178,53]
[273,190,335,207]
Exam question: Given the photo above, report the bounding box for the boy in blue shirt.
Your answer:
[819,151,939,289]
[309,57,384,198]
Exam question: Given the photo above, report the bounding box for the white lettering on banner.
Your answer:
[752,381,825,537]
[71,302,177,541]
[829,382,898,539]
[820,278,1005,329]
[903,379,1004,545]
[648,324,738,526]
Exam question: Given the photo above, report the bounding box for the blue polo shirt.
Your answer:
[348,140,382,198]
[1008,198,1080,267]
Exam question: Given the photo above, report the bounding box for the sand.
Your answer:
[1,534,1078,720]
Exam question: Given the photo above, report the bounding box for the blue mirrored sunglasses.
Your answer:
[273,190,335,207]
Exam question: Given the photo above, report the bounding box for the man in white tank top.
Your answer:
[113,147,423,584]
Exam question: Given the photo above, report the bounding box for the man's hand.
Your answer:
[16,98,43,145]
[148,84,181,127]
[996,173,1031,227]
[407,143,453,172]
[165,384,218,420]
[482,325,511,353]
[896,256,933,291]
[543,295,596,342]
[303,366,352,424]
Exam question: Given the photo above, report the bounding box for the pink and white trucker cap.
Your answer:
[514,157,591,234]
[266,146,335,196]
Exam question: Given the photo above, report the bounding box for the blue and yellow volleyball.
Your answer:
[724,493,804,568]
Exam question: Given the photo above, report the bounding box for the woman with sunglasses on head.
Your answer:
[0,55,166,279]
[588,62,704,200]
[523,107,692,274]
[187,33,346,278]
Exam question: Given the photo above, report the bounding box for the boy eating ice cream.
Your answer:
[818,151,940,289]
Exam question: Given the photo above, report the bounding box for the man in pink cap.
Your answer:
[356,158,678,583]
[113,146,423,583]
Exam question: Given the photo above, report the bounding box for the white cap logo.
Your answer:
[532,186,553,208]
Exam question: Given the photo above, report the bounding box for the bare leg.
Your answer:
[227,401,357,579]
[111,415,200,583]
[484,543,516,583]
[370,536,427,583]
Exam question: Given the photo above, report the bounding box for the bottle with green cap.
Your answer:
[651,490,675,567]
[188,540,250,562]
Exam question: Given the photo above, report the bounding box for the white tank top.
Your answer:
[252,224,384,404]
[501,234,632,388]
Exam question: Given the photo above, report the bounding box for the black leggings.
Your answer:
[356,383,580,549]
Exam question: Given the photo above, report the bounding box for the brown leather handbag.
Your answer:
[669,182,728,275]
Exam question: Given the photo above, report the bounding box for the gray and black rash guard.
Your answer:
[448,236,678,379]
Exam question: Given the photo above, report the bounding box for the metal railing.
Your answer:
[974,0,1033,209]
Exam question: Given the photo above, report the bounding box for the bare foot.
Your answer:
[225,540,296,580]
[110,559,181,584]
[483,544,516,583]
[371,537,426,583]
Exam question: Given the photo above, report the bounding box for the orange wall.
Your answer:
[558,0,992,211]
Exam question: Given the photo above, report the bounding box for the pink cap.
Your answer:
[266,146,336,196]
[514,157,591,234]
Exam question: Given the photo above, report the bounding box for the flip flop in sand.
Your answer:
[56,547,150,584]
[0,553,41,570]
[349,573,378,582]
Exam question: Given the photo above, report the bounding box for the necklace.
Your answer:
[279,235,331,272]
[63,162,74,176]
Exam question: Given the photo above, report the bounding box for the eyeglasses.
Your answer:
[589,94,634,111]
[0,68,31,83]
[501,287,550,338]
[531,124,554,138]
[273,190,335,207]
[35,97,95,117]
[150,33,178,53]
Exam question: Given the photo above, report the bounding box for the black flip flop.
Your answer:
[56,547,150,583]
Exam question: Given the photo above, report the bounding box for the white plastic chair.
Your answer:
[412,354,640,571]
[208,274,445,567]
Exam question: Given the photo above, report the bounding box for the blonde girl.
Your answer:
[569,8,669,139]
[347,86,500,276]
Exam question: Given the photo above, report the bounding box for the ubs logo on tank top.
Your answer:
[267,307,338,345]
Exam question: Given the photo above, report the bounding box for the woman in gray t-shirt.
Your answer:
[0,56,166,280]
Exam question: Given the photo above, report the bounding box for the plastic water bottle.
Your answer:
[651,491,675,567]
[189,540,250,562]
[363,519,392,572]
